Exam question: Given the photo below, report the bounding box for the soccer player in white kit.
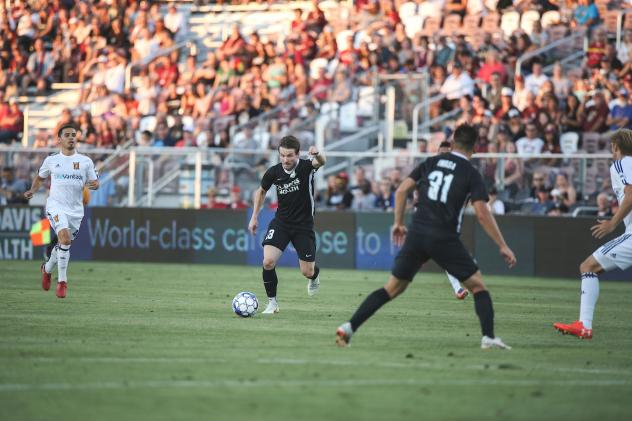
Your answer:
[24,124,99,298]
[554,129,632,339]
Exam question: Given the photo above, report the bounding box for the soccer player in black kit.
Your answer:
[248,135,326,314]
[336,124,517,349]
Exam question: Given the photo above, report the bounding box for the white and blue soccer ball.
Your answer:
[232,291,258,317]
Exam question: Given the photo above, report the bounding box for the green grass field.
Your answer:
[1,261,632,421]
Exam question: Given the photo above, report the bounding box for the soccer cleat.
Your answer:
[261,300,279,314]
[56,282,67,299]
[481,336,512,350]
[553,320,593,339]
[307,275,320,296]
[455,287,468,300]
[335,322,353,347]
[41,263,51,291]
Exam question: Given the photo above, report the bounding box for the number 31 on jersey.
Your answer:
[427,171,454,203]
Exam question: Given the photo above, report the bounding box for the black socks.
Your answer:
[349,288,391,331]
[474,290,495,338]
[262,268,278,298]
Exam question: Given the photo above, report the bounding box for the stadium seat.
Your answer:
[356,86,375,117]
[403,15,425,39]
[520,10,541,35]
[560,132,579,155]
[441,14,462,37]
[339,102,359,131]
[541,10,561,28]
[336,29,354,52]
[398,1,417,18]
[500,11,521,38]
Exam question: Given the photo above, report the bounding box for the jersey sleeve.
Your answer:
[38,157,51,178]
[469,170,489,203]
[619,158,632,185]
[260,166,276,191]
[86,159,98,181]
[407,161,426,182]
[297,159,315,176]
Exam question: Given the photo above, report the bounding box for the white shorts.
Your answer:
[46,208,83,241]
[593,233,632,271]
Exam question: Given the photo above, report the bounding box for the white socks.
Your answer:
[446,271,461,294]
[579,272,600,329]
[45,245,58,273]
[57,245,70,283]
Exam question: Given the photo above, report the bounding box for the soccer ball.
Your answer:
[232,291,259,317]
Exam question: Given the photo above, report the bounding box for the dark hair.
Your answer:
[438,141,451,149]
[279,135,300,153]
[57,123,78,138]
[452,124,478,151]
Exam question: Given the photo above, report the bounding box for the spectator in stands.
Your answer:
[488,186,505,215]
[607,88,632,130]
[440,61,475,108]
[551,62,572,100]
[0,166,28,205]
[529,171,547,199]
[618,31,632,65]
[596,192,613,218]
[444,0,467,18]
[352,179,378,211]
[579,90,609,133]
[21,38,55,96]
[374,178,394,211]
[525,59,548,95]
[484,71,503,111]
[586,29,607,69]
[516,122,545,155]
[495,88,520,121]
[503,141,524,197]
[477,50,507,84]
[201,187,227,210]
[165,5,186,40]
[572,0,600,29]
[542,123,561,154]
[560,93,582,133]
[329,70,352,103]
[0,97,23,144]
[552,172,577,209]
[326,172,353,210]
[228,186,249,210]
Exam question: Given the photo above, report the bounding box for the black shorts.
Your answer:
[391,230,479,282]
[261,218,316,262]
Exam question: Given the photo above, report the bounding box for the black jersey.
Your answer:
[261,158,317,227]
[408,152,488,235]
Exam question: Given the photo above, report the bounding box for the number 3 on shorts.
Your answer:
[265,229,275,240]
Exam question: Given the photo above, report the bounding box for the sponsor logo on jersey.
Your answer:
[53,173,83,180]
[73,162,80,170]
[277,178,300,195]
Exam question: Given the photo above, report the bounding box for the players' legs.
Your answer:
[294,229,319,296]
[262,245,284,299]
[446,271,462,294]
[56,228,72,283]
[577,255,606,330]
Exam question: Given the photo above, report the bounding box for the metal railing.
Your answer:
[515,29,587,76]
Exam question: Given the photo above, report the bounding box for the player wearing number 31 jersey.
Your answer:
[336,124,517,350]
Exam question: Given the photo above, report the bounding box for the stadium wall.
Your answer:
[1,206,629,280]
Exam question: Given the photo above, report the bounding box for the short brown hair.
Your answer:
[453,124,477,151]
[611,129,632,156]
[279,135,300,153]
[57,123,78,138]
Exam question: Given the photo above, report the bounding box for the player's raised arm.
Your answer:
[472,200,516,268]
[391,177,416,247]
[308,146,326,169]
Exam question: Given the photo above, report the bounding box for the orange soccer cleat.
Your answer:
[455,287,469,300]
[553,320,593,339]
[41,263,51,291]
[56,282,67,299]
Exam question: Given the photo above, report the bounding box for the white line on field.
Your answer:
[0,378,629,393]
[4,356,631,376]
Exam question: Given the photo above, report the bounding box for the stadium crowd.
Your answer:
[1,0,630,216]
